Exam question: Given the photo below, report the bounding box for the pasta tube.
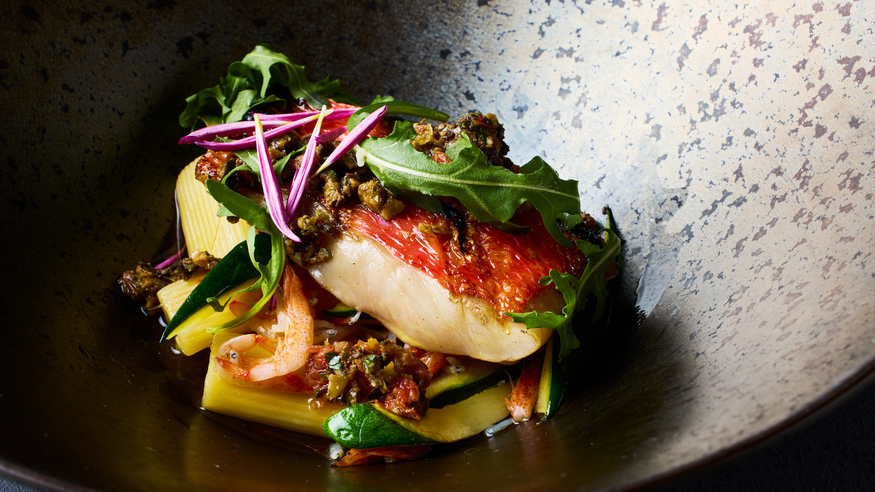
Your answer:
[176,159,249,258]
[158,277,260,355]
[202,332,343,435]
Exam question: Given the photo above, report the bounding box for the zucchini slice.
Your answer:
[427,359,519,409]
[323,384,510,449]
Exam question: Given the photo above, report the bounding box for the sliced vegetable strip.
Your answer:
[186,114,322,151]
[317,105,387,174]
[178,119,292,144]
[285,106,328,218]
[160,235,269,342]
[154,249,183,270]
[254,115,300,242]
[256,108,356,122]
[315,127,346,144]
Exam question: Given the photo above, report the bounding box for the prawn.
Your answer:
[215,264,314,384]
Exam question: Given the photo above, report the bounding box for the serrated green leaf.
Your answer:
[347,101,449,130]
[200,180,287,334]
[240,44,356,109]
[205,224,284,333]
[232,147,302,184]
[355,120,581,246]
[179,85,226,129]
[506,216,622,361]
[369,95,395,105]
[205,179,272,230]
[160,233,271,342]
[179,44,354,128]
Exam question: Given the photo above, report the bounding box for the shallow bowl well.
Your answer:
[1,1,873,491]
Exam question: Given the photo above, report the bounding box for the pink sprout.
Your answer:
[255,108,356,122]
[316,105,387,174]
[254,115,300,242]
[154,250,182,270]
[285,107,328,218]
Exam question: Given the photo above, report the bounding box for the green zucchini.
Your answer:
[160,233,270,342]
[427,359,520,409]
[323,384,510,449]
[322,302,359,318]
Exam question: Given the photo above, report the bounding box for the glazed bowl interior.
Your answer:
[2,1,874,491]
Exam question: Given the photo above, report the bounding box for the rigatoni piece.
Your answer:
[160,277,260,355]
[156,272,206,322]
[212,213,251,258]
[176,159,249,258]
[202,332,343,435]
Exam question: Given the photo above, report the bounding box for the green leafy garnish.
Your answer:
[326,352,343,372]
[160,234,270,342]
[179,44,358,129]
[202,179,287,333]
[362,354,378,374]
[507,209,622,360]
[172,47,621,372]
[355,120,581,246]
[230,146,302,184]
[347,98,449,130]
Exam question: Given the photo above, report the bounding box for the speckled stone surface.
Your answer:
[0,1,873,491]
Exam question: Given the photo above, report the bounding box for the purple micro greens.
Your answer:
[285,106,328,219]
[256,108,356,122]
[315,127,346,144]
[316,105,387,174]
[178,120,291,145]
[154,250,182,270]
[181,111,342,151]
[254,115,301,242]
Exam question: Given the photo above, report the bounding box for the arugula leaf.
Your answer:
[240,45,351,108]
[202,179,287,333]
[179,44,355,129]
[231,146,302,184]
[180,86,230,129]
[207,179,272,229]
[369,95,395,105]
[506,211,622,361]
[355,120,581,246]
[347,100,449,130]
[204,224,285,333]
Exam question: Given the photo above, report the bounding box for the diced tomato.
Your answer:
[420,352,448,375]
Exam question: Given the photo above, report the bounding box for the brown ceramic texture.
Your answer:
[1,1,873,491]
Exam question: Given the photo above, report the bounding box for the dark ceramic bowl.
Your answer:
[2,1,874,491]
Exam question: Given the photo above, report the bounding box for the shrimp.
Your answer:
[215,264,314,384]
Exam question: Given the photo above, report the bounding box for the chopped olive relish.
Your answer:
[309,338,432,420]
